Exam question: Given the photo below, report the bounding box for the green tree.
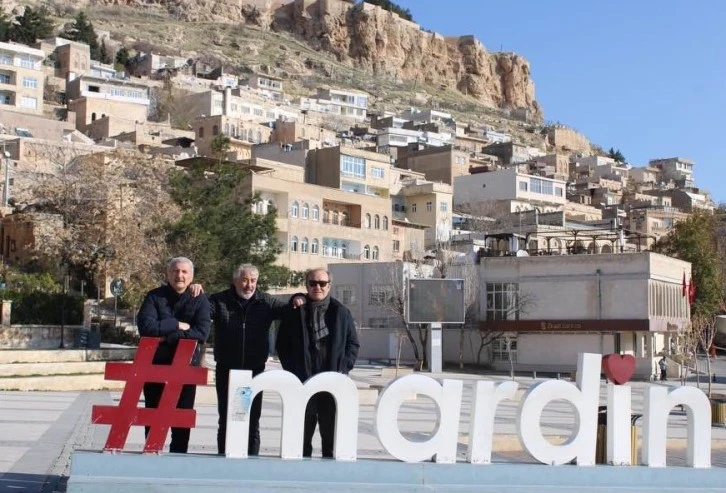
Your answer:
[62,11,101,60]
[210,133,231,164]
[166,162,285,291]
[115,46,130,67]
[607,147,626,163]
[0,2,12,42]
[654,209,724,318]
[10,6,54,45]
[99,39,111,64]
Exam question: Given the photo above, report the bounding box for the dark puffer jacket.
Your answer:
[210,287,288,371]
[137,285,211,366]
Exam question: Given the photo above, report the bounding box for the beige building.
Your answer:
[315,87,369,121]
[66,75,150,138]
[247,74,283,101]
[393,179,453,248]
[0,212,63,264]
[271,118,336,146]
[185,87,298,125]
[241,159,394,272]
[545,125,591,153]
[0,42,45,116]
[306,145,392,199]
[193,114,272,160]
[54,40,91,80]
[327,252,691,378]
[395,144,470,186]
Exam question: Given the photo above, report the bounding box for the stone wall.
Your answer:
[0,325,84,349]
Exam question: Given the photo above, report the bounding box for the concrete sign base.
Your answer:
[68,451,726,493]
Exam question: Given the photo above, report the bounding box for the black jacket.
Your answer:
[137,285,211,366]
[276,295,359,382]
[210,287,288,370]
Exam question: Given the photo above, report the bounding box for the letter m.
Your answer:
[226,370,359,461]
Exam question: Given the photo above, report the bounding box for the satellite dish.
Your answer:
[516,249,529,257]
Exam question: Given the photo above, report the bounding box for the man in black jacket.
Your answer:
[137,256,210,454]
[210,264,294,456]
[276,268,359,458]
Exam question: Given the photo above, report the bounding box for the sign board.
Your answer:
[110,278,125,297]
[407,278,465,324]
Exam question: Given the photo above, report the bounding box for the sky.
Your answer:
[393,0,726,203]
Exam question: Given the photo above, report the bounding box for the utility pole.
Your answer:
[1,143,10,206]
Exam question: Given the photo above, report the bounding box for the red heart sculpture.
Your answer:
[602,354,636,385]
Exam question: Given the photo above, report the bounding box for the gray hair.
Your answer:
[305,268,332,283]
[233,263,259,280]
[167,256,194,276]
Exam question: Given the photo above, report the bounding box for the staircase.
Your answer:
[0,346,136,391]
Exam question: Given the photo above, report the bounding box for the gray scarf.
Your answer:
[306,296,330,349]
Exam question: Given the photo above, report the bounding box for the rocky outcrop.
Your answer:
[80,0,540,119]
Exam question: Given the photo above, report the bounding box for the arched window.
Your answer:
[312,205,319,221]
[340,211,348,226]
[91,112,96,122]
[291,201,299,218]
[199,127,204,138]
[301,237,309,253]
[311,239,319,254]
[301,202,309,219]
[333,210,339,225]
[365,214,371,228]
[256,130,262,143]
[363,245,370,259]
[224,123,230,135]
[267,199,275,212]
[290,236,298,252]
[247,129,254,141]
[372,246,379,260]
[374,214,380,229]
[382,216,388,230]
[213,125,219,136]
[323,208,330,223]
[255,201,264,214]
[323,240,331,257]
[341,242,348,258]
[332,241,339,257]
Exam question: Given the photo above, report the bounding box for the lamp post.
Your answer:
[59,270,68,349]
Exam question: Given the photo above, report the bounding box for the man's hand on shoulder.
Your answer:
[189,284,204,297]
[291,294,306,309]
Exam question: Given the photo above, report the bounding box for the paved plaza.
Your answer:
[2,358,726,492]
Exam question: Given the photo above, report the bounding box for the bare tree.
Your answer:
[692,309,721,397]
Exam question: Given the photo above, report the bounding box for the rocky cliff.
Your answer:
[73,0,541,120]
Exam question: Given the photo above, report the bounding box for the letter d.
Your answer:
[517,353,600,465]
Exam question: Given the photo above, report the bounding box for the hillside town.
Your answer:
[0,1,719,379]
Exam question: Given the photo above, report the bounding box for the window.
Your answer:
[301,237,309,253]
[341,242,348,258]
[393,240,400,252]
[213,125,219,136]
[0,54,11,66]
[20,96,37,109]
[340,211,348,226]
[323,208,330,223]
[312,205,319,221]
[88,85,100,93]
[371,166,385,179]
[529,177,554,196]
[199,127,204,138]
[335,285,355,305]
[372,246,379,260]
[519,181,528,192]
[369,285,394,305]
[0,73,9,84]
[411,203,417,213]
[290,201,299,218]
[333,210,339,225]
[254,108,264,117]
[22,77,37,89]
[382,216,388,230]
[365,213,371,228]
[486,283,520,321]
[492,337,517,362]
[311,239,319,254]
[290,236,298,252]
[374,214,380,229]
[19,55,34,69]
[301,202,309,219]
[426,202,433,212]
[0,93,9,105]
[440,202,448,212]
[363,244,370,259]
[340,155,366,178]
[555,187,563,197]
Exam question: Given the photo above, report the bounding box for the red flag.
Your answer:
[689,276,696,304]
[682,272,687,297]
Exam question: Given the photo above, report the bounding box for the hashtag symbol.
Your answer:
[91,337,208,453]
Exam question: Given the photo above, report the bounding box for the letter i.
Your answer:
[606,383,632,465]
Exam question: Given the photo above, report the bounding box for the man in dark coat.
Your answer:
[210,263,292,456]
[137,256,211,454]
[276,268,359,458]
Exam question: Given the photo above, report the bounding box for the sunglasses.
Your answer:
[307,280,330,288]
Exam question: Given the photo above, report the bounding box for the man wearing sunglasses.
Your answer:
[276,268,360,458]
